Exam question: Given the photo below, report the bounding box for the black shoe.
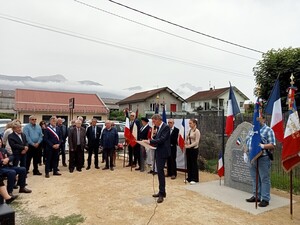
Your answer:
[19,187,32,193]
[148,170,153,174]
[157,196,164,203]
[258,200,269,207]
[69,169,74,173]
[53,172,62,176]
[86,166,90,170]
[6,195,18,204]
[63,163,67,167]
[171,176,176,180]
[110,167,114,171]
[33,171,42,176]
[135,167,141,171]
[125,164,131,167]
[246,196,261,203]
[45,173,50,178]
[95,166,100,169]
[13,185,18,189]
[102,167,109,170]
[152,193,166,198]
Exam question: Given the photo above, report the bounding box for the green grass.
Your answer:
[205,159,218,173]
[23,214,85,225]
[271,172,300,195]
[10,202,85,225]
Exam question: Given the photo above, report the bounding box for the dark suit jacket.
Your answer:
[8,132,28,156]
[86,125,101,148]
[150,122,171,159]
[68,127,86,151]
[44,125,62,150]
[139,124,151,140]
[170,127,179,147]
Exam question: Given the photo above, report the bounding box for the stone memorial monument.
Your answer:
[224,121,253,193]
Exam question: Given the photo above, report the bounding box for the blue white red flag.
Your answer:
[236,137,242,146]
[249,98,262,163]
[225,83,240,137]
[217,152,224,177]
[282,85,300,172]
[178,118,185,151]
[124,109,137,147]
[265,79,284,142]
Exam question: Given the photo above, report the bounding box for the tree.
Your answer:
[253,47,300,110]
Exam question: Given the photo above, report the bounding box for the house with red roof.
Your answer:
[185,86,249,114]
[14,89,109,124]
[117,87,185,117]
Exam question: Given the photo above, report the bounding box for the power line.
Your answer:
[108,0,264,54]
[73,0,259,61]
[0,13,253,79]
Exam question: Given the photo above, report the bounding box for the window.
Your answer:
[204,102,210,110]
[191,102,195,109]
[240,102,244,108]
[219,99,224,107]
[23,115,30,123]
[170,104,176,112]
[93,116,102,121]
[150,103,159,112]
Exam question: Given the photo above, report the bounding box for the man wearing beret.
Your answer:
[139,117,152,172]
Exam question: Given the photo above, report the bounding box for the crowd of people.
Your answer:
[0,114,202,204]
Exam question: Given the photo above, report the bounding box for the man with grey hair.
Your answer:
[23,115,43,175]
[100,120,118,171]
[86,118,102,170]
[68,119,86,172]
[44,116,62,178]
[8,121,28,168]
[143,114,170,203]
[126,112,141,168]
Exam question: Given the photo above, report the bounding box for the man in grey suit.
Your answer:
[144,114,170,203]
[68,120,86,172]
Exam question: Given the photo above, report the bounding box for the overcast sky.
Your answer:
[0,0,299,101]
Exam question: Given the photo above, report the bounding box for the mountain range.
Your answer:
[0,74,202,99]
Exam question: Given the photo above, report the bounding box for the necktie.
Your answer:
[77,128,81,145]
[94,126,97,138]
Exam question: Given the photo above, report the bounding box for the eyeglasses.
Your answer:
[31,119,37,121]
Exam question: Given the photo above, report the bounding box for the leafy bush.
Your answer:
[199,132,221,160]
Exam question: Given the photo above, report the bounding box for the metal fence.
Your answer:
[189,110,300,194]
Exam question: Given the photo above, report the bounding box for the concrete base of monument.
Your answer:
[185,180,294,215]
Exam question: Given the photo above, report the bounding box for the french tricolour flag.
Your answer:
[265,79,284,142]
[282,86,300,172]
[217,152,224,177]
[225,83,240,137]
[178,118,185,151]
[124,110,137,147]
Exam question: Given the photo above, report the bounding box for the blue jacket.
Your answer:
[100,127,118,149]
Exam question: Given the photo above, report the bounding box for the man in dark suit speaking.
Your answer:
[143,114,170,203]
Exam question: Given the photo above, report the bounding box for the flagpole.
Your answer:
[222,108,225,185]
[123,144,126,168]
[290,170,293,219]
[184,149,187,184]
[255,159,259,209]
